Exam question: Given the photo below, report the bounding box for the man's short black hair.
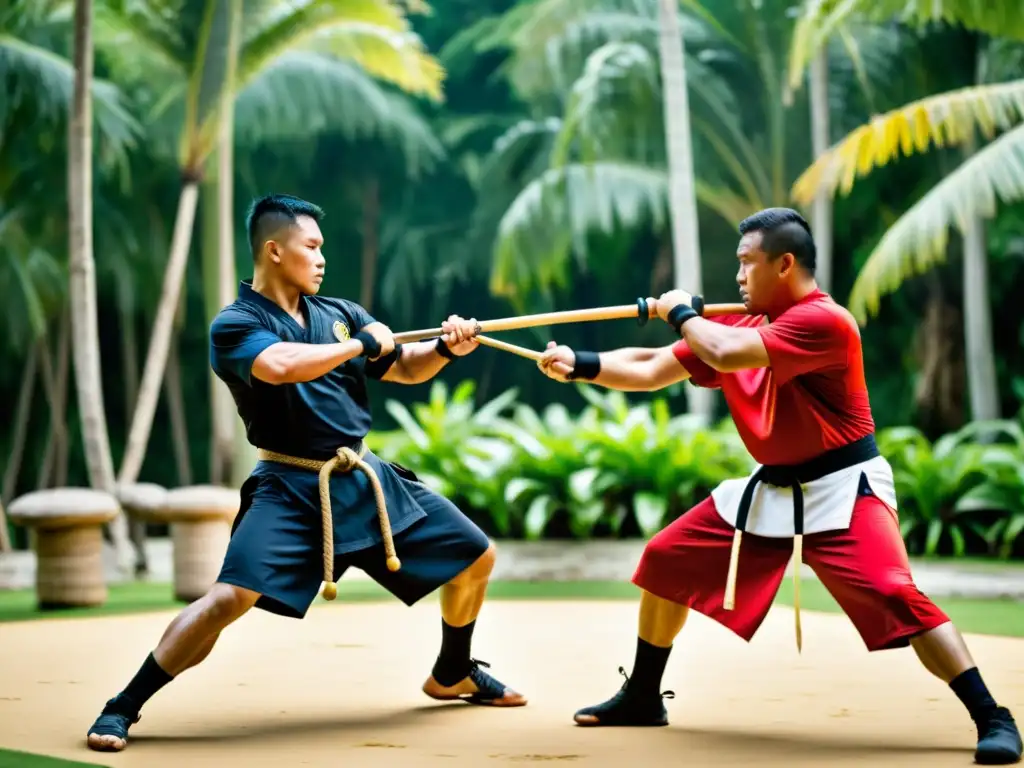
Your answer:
[738,207,816,273]
[245,193,324,261]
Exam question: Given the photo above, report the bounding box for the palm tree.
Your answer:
[479,0,897,334]
[788,1,1024,421]
[2,0,140,567]
[656,0,711,421]
[94,0,448,488]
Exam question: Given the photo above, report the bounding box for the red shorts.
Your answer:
[632,492,950,651]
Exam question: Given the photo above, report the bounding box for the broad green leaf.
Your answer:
[633,491,667,538]
[925,517,943,555]
[568,467,601,503]
[524,494,557,540]
[504,477,544,505]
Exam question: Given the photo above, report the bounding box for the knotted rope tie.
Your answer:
[256,446,401,601]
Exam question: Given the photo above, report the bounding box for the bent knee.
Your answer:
[203,583,260,623]
[451,541,497,584]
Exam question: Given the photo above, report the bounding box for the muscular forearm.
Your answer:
[253,340,366,384]
[589,348,661,391]
[587,347,691,391]
[386,340,452,384]
[678,317,766,372]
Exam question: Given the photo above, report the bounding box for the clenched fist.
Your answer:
[537,341,576,382]
[653,289,696,323]
[439,315,480,356]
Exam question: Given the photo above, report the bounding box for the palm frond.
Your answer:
[93,0,185,88]
[791,79,1024,206]
[788,0,1024,90]
[303,22,445,101]
[233,52,444,175]
[0,34,140,151]
[239,0,444,101]
[847,121,1024,322]
[511,8,661,98]
[490,162,668,298]
[553,41,661,166]
[480,118,561,186]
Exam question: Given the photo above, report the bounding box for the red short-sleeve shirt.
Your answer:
[671,290,874,465]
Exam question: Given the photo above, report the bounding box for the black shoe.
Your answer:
[976,707,1023,765]
[573,667,675,727]
[86,694,141,752]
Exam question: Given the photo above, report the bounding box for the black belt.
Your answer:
[724,433,880,652]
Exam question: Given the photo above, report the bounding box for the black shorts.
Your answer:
[216,469,491,619]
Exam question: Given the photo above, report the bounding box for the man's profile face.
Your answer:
[266,214,325,295]
[735,230,792,314]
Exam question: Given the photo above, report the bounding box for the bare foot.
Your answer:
[86,697,140,751]
[87,731,128,752]
[422,661,527,707]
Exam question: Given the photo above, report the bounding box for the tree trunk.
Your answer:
[0,498,10,553]
[202,171,231,484]
[116,265,140,425]
[164,328,193,486]
[913,280,965,437]
[655,0,712,423]
[962,216,999,421]
[650,236,673,296]
[809,50,833,293]
[117,180,200,487]
[359,177,380,310]
[210,0,245,487]
[68,0,133,571]
[36,314,71,489]
[2,345,39,512]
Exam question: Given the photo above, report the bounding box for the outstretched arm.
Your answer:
[380,315,480,385]
[537,343,692,392]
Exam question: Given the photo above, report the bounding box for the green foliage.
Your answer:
[365,381,1024,561]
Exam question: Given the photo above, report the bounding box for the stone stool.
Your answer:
[7,488,121,609]
[159,485,240,602]
[116,482,169,577]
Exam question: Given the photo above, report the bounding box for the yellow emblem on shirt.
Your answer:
[332,320,350,342]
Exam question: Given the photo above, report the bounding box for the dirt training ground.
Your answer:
[1,599,1022,767]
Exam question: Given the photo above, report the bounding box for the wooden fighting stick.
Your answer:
[392,297,748,345]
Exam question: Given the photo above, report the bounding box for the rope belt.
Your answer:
[723,433,880,652]
[256,444,401,601]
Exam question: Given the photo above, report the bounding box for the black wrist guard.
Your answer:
[567,350,601,380]
[667,297,704,335]
[354,329,381,359]
[434,336,456,360]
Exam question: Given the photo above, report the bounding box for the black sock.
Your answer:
[117,653,174,713]
[626,638,671,697]
[950,667,998,723]
[432,620,475,686]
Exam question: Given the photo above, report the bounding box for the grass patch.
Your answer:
[0,748,104,767]
[1,578,1023,638]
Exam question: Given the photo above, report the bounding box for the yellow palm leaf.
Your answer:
[240,0,445,101]
[846,121,1024,323]
[791,79,1024,206]
[788,0,1024,91]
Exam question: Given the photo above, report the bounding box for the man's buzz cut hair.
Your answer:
[738,207,816,273]
[245,193,324,261]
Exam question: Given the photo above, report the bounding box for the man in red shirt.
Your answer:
[538,208,1021,765]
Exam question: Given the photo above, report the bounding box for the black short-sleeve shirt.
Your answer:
[209,280,399,459]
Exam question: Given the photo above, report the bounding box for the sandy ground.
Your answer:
[1,600,1022,767]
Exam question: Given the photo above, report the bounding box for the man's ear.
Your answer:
[265,240,282,264]
[777,252,796,276]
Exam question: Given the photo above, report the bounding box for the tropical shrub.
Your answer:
[367,380,1024,559]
